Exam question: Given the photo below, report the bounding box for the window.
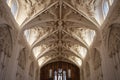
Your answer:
[53,69,68,80]
[54,71,57,80]
[58,69,62,80]
[11,0,17,16]
[63,71,66,80]
[103,1,109,18]
[68,69,71,78]
[49,69,52,78]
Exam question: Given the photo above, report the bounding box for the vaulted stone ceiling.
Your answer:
[19,0,99,68]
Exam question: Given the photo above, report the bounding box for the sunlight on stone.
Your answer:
[95,9,101,25]
[38,57,46,67]
[109,0,114,6]
[70,45,87,59]
[69,56,82,66]
[75,57,82,66]
[33,46,42,58]
[38,56,51,67]
[24,29,39,45]
[73,28,96,46]
[78,46,87,59]
[80,29,96,46]
[33,45,49,59]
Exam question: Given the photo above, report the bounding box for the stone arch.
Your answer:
[40,58,79,69]
[40,61,80,80]
[0,24,12,79]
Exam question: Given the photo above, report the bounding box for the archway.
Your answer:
[40,61,80,80]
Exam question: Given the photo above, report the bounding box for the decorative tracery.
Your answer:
[18,0,102,67]
[51,68,70,80]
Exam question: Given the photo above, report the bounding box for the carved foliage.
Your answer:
[65,0,96,16]
[23,0,97,66]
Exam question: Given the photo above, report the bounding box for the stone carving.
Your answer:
[23,0,54,17]
[0,24,12,80]
[18,48,26,70]
[16,48,29,80]
[92,48,101,70]
[66,0,96,16]
[21,0,97,66]
[108,24,120,70]
[91,48,103,80]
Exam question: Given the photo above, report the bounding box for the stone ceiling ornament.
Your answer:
[20,0,99,67]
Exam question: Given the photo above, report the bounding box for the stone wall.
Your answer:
[0,1,40,80]
[81,0,120,80]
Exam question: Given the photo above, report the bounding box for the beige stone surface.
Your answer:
[0,0,120,80]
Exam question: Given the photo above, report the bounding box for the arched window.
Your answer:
[63,71,66,80]
[103,0,109,18]
[53,69,68,80]
[54,71,57,80]
[58,69,62,80]
[11,0,17,16]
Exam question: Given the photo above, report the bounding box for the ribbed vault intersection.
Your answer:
[21,0,98,68]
